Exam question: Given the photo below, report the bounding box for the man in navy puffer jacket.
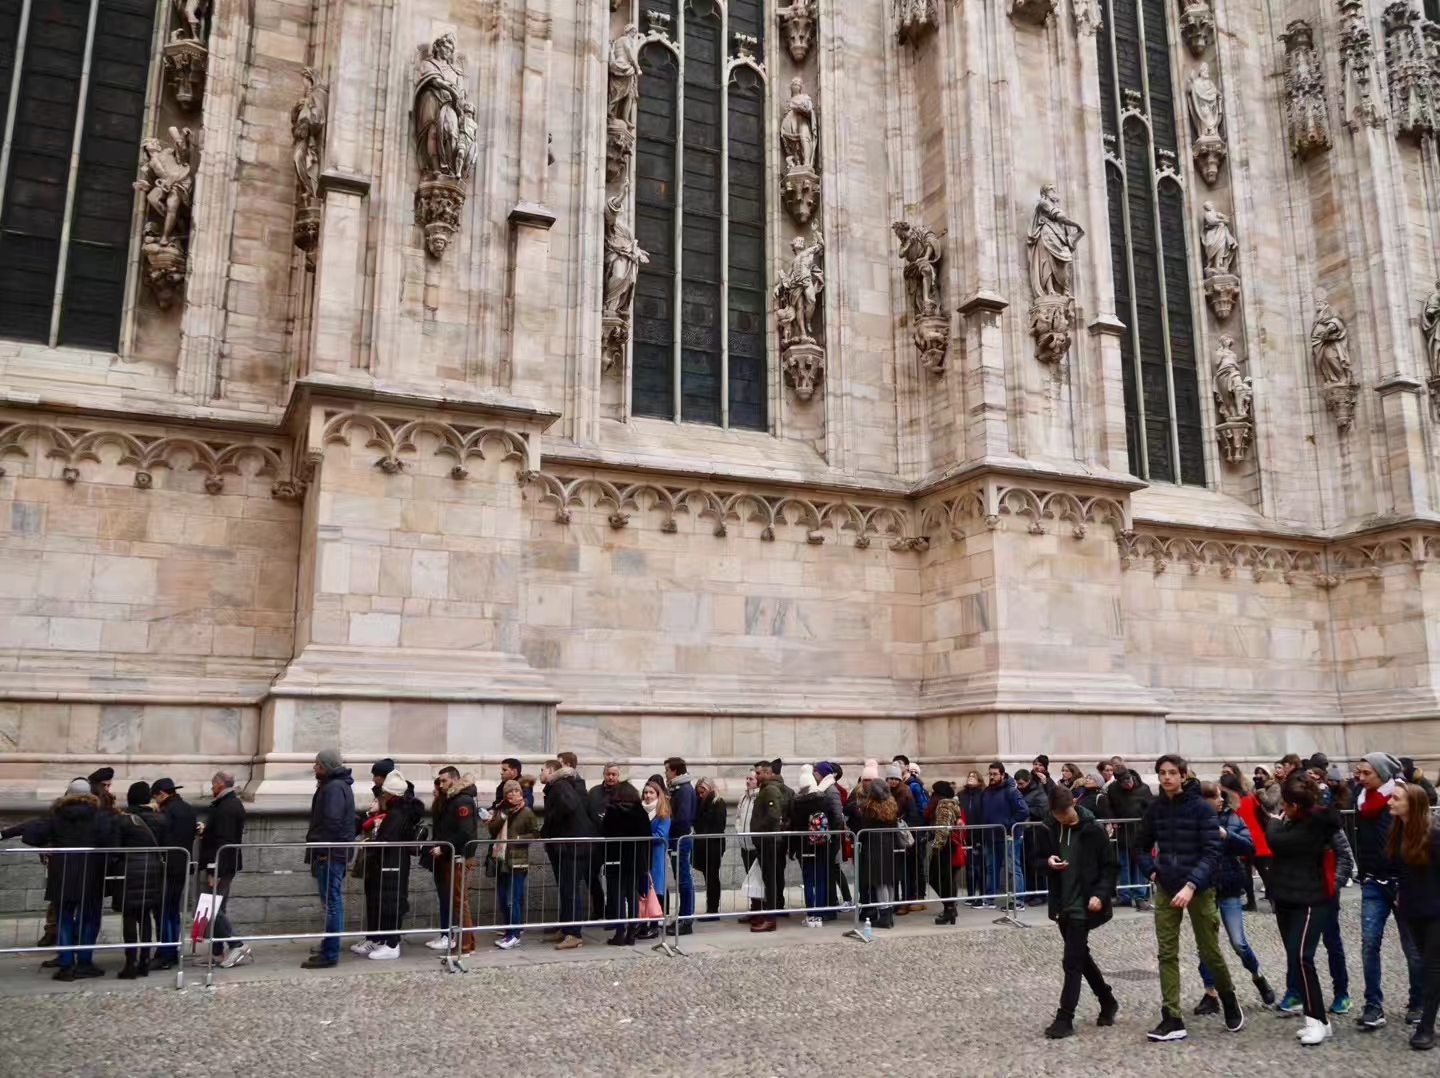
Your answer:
[976,762,1029,909]
[1136,755,1243,1042]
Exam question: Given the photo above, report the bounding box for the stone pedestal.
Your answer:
[1215,417,1253,462]
[782,166,820,225]
[1322,382,1359,433]
[782,340,825,400]
[1192,134,1227,185]
[414,175,468,258]
[1029,295,1075,365]
[1203,273,1240,320]
[912,313,950,374]
[162,38,207,111]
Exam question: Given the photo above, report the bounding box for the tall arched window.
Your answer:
[0,0,158,351]
[631,0,769,431]
[1097,0,1205,485]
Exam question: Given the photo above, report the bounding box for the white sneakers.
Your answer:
[805,917,823,928]
[219,944,252,969]
[495,936,520,950]
[424,934,452,951]
[350,939,378,956]
[367,943,400,961]
[1299,1016,1333,1045]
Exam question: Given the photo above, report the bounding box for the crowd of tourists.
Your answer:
[2,746,1438,1052]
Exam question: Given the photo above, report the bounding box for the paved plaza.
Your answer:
[1,892,1424,1077]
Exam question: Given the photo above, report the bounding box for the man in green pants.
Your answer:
[1136,754,1245,1041]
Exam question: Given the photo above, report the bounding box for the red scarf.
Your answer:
[1358,789,1388,819]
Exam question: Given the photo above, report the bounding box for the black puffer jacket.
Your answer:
[601,799,653,892]
[1102,775,1154,821]
[1265,806,1340,906]
[692,791,727,874]
[541,769,597,840]
[432,780,479,862]
[364,794,425,914]
[305,767,357,864]
[111,808,166,912]
[17,793,119,905]
[1136,779,1223,895]
[156,795,197,889]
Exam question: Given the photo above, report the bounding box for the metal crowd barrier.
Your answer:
[202,840,456,986]
[460,835,681,956]
[0,845,195,989]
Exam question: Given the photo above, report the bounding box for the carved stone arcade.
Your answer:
[1339,0,1387,131]
[1178,0,1215,56]
[778,0,818,62]
[1383,2,1439,142]
[1281,20,1333,159]
[134,126,194,308]
[412,33,478,259]
[893,221,949,374]
[1212,336,1254,463]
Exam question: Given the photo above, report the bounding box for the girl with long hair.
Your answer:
[1388,781,1440,1050]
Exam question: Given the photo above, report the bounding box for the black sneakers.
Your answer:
[1044,1011,1075,1039]
[1411,1028,1435,1051]
[1147,1012,1188,1042]
[1220,991,1245,1032]
[1253,975,1276,1007]
[1358,1004,1386,1030]
[1098,995,1120,1027]
[1406,1006,1424,1027]
[1193,994,1220,1017]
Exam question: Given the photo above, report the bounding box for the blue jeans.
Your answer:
[157,886,182,961]
[1199,895,1261,987]
[801,857,824,911]
[497,870,527,939]
[1361,878,1424,1010]
[984,838,1023,901]
[672,837,694,920]
[1116,847,1147,904]
[56,900,98,968]
[311,858,347,962]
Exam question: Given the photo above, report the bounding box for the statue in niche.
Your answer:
[414,32,475,179]
[291,68,327,200]
[1187,63,1223,140]
[775,228,826,346]
[608,25,643,129]
[1422,280,1440,379]
[780,77,817,171]
[135,127,194,248]
[603,195,649,318]
[893,221,944,317]
[1200,202,1238,278]
[171,0,210,42]
[1027,183,1083,299]
[1311,295,1353,388]
[1212,336,1252,422]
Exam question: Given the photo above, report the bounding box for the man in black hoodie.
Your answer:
[302,749,355,969]
[540,758,596,949]
[148,777,196,970]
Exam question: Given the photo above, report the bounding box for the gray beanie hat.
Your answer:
[1363,752,1402,782]
[316,748,343,772]
[868,778,893,800]
[885,761,904,780]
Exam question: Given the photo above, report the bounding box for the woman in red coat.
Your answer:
[1229,773,1273,906]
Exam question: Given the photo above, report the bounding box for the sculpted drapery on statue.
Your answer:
[134,126,194,307]
[413,33,477,258]
[1423,281,1440,418]
[601,195,649,373]
[893,221,950,373]
[291,68,327,200]
[781,78,817,171]
[1311,293,1359,433]
[1212,335,1254,462]
[1200,202,1237,277]
[608,24,643,129]
[1027,183,1083,299]
[1187,63,1223,140]
[775,230,826,346]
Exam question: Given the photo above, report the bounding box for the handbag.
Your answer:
[897,820,916,850]
[741,859,766,900]
[639,876,664,919]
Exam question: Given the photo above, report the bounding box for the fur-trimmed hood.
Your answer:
[54,792,100,819]
[855,789,900,825]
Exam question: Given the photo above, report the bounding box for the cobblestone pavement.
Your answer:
[2,893,1426,1077]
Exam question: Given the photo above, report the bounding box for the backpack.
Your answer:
[807,811,828,846]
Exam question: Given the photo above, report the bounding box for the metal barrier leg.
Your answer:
[993,832,1028,930]
[653,847,683,958]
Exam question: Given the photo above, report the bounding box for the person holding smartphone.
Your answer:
[1037,785,1120,1039]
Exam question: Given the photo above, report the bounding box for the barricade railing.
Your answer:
[844,823,1010,938]
[459,834,680,956]
[1101,817,1151,907]
[202,840,455,986]
[0,844,195,989]
[674,829,853,934]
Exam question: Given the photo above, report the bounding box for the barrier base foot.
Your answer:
[652,939,685,958]
[992,910,1030,929]
[440,953,467,974]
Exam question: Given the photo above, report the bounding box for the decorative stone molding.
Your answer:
[1281,21,1333,159]
[1119,532,1326,582]
[135,126,195,308]
[1339,0,1387,131]
[1187,63,1226,186]
[519,471,913,549]
[1178,0,1215,56]
[319,411,531,476]
[780,78,820,225]
[783,342,826,402]
[775,228,826,400]
[0,420,285,494]
[1027,183,1083,366]
[896,0,940,43]
[1311,292,1359,434]
[1212,336,1254,463]
[413,33,478,258]
[1008,0,1056,27]
[778,0,818,62]
[916,482,1131,542]
[1383,2,1438,142]
[291,69,327,268]
[893,221,949,374]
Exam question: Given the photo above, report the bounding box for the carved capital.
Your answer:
[781,166,821,226]
[1192,135,1228,186]
[1203,273,1241,322]
[1029,295,1076,365]
[162,39,207,111]
[414,175,468,258]
[1178,2,1215,56]
[782,341,826,401]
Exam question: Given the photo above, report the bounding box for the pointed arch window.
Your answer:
[1096,0,1205,485]
[0,0,159,352]
[630,0,769,431]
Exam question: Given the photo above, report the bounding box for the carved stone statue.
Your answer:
[1311,292,1358,432]
[781,78,817,172]
[1188,63,1223,141]
[414,33,475,179]
[1027,183,1082,299]
[775,230,826,346]
[134,127,194,307]
[1281,21,1332,159]
[161,0,211,110]
[291,68,327,200]
[1200,202,1237,278]
[1212,335,1254,462]
[608,25,643,129]
[171,0,210,42]
[1178,0,1215,56]
[893,221,949,373]
[413,34,477,258]
[1423,281,1440,419]
[601,196,649,373]
[777,0,818,62]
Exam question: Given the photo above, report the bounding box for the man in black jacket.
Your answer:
[429,766,479,955]
[148,777,196,970]
[302,749,355,969]
[199,770,249,968]
[540,758,597,949]
[1103,766,1155,910]
[666,757,698,932]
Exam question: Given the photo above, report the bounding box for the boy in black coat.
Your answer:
[1036,785,1120,1038]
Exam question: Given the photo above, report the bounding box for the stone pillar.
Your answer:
[1374,376,1432,518]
